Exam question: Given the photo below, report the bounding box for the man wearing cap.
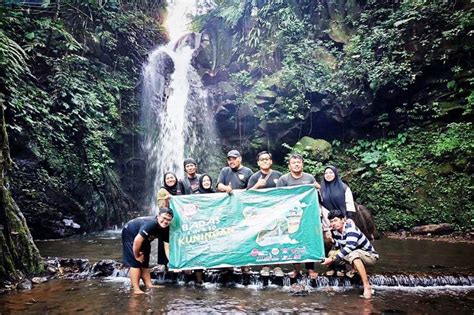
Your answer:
[181,158,201,195]
[217,149,254,193]
[121,207,174,294]
[248,151,282,189]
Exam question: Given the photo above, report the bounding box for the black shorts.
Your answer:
[122,227,151,268]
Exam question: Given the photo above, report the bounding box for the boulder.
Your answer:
[294,137,332,161]
[411,223,455,235]
[90,260,117,277]
[17,279,32,291]
[31,277,48,284]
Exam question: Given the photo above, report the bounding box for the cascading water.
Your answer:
[141,2,220,213]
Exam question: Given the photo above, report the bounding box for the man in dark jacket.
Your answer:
[181,158,201,194]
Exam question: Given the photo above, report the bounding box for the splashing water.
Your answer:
[141,2,220,214]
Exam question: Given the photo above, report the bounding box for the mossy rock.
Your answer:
[438,163,454,175]
[294,136,332,161]
[415,167,428,177]
[328,16,351,44]
[436,101,465,116]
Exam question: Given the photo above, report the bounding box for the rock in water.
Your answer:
[290,283,308,296]
[18,279,32,290]
[31,277,48,284]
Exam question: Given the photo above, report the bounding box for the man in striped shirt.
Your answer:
[321,209,379,299]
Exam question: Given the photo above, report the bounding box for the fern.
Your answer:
[0,30,29,79]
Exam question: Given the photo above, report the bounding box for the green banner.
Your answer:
[168,185,324,270]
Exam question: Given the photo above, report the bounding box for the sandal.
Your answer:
[346,270,357,278]
[260,266,270,277]
[288,270,299,278]
[273,267,284,277]
[308,270,318,279]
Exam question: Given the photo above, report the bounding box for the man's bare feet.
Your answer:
[361,288,373,299]
[146,284,163,289]
[133,288,145,294]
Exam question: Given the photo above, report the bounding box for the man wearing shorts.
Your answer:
[321,209,379,299]
[122,207,174,294]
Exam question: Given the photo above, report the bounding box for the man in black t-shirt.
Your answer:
[217,149,253,193]
[248,151,282,189]
[181,158,201,195]
[121,207,174,294]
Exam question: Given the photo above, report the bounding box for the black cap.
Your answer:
[158,207,174,218]
[227,150,241,158]
[183,158,197,167]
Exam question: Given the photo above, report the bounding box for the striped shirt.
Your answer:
[333,219,379,262]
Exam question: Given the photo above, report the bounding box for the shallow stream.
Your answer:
[1,232,473,314]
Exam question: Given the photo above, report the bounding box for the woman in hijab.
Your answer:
[320,165,356,218]
[197,173,215,194]
[319,165,356,247]
[319,165,356,276]
[156,171,183,268]
[156,172,184,208]
[192,173,215,285]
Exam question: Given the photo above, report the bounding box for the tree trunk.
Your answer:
[0,94,42,283]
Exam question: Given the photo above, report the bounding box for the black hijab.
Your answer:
[161,171,182,195]
[198,173,215,194]
[320,165,347,214]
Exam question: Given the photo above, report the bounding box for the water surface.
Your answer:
[2,233,472,314]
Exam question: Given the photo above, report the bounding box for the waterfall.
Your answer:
[141,4,220,214]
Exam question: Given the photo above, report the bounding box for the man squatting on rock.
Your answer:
[121,207,174,294]
[321,209,379,299]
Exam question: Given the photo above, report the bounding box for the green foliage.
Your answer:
[198,1,474,133]
[217,1,247,28]
[0,2,165,227]
[347,133,407,177]
[429,122,473,157]
[344,125,472,231]
[0,29,29,80]
[283,123,473,232]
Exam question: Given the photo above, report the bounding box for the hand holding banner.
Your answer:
[169,185,324,270]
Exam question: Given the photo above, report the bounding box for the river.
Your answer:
[0,233,473,314]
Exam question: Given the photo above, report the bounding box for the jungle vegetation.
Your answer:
[0,0,166,281]
[194,0,473,231]
[0,0,473,283]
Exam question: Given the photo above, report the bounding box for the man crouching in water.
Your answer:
[122,207,174,294]
[321,209,379,299]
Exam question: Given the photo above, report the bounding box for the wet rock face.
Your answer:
[9,159,86,239]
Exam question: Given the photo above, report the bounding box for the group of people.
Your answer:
[121,149,379,298]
